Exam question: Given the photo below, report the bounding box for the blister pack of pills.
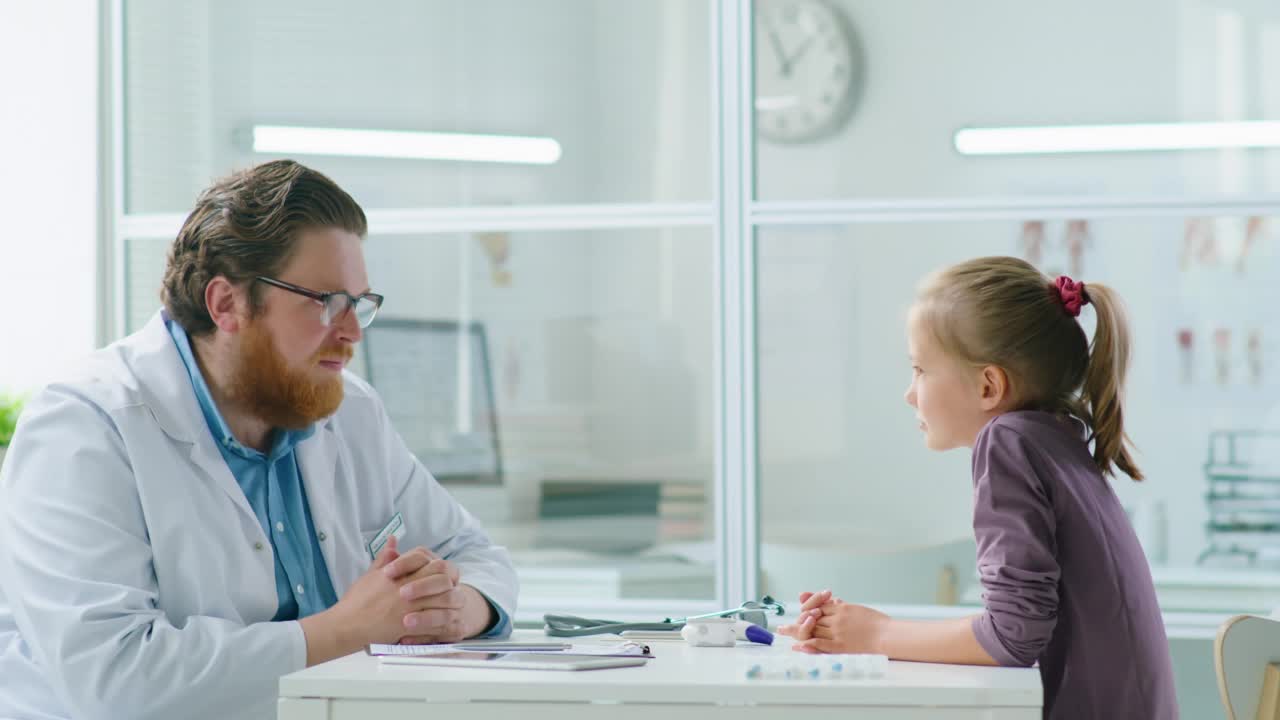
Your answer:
[743,654,889,681]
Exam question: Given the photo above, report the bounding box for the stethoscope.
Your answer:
[543,596,786,637]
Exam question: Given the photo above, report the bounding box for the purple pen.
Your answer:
[733,620,774,646]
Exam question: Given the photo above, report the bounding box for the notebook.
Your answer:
[377,652,648,671]
[368,640,652,658]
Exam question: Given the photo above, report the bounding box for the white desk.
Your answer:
[278,632,1042,719]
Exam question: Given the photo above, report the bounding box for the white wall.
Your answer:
[0,1,99,394]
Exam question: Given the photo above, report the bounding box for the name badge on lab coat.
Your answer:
[368,512,406,559]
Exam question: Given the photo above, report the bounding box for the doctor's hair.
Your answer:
[913,256,1143,481]
[161,159,368,336]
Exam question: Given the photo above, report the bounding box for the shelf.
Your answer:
[1205,467,1280,483]
[1207,497,1280,513]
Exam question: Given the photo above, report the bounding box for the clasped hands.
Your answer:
[341,535,489,645]
[775,589,890,654]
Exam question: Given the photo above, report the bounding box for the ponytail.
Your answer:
[1080,283,1143,481]
[916,257,1143,482]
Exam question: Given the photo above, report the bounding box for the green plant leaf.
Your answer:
[0,394,25,446]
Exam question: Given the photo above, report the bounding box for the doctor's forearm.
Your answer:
[299,608,362,666]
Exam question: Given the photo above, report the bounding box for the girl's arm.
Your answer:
[779,424,1060,668]
[872,614,998,665]
[784,598,998,665]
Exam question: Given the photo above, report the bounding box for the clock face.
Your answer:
[755,0,862,144]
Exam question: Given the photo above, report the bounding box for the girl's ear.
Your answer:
[977,365,1010,412]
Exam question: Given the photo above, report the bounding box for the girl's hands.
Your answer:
[776,589,837,641]
[794,600,890,654]
[777,589,889,654]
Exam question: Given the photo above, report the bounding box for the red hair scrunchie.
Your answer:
[1054,276,1089,317]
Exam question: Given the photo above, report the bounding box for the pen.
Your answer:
[451,642,572,652]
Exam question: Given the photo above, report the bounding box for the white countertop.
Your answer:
[280,630,1042,709]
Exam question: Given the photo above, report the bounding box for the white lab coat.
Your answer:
[0,313,518,720]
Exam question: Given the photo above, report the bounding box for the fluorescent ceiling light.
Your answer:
[954,121,1280,155]
[251,125,562,165]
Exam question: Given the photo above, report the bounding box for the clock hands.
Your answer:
[780,30,817,76]
[761,9,820,79]
[761,14,790,74]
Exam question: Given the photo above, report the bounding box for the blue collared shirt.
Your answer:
[167,318,338,620]
[167,317,510,636]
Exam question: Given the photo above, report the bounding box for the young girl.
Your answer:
[779,256,1178,719]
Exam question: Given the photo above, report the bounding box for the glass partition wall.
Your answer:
[111,0,722,617]
[109,3,1280,674]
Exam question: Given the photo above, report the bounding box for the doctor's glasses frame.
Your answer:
[254,276,385,329]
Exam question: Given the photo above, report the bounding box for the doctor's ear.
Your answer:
[204,276,250,333]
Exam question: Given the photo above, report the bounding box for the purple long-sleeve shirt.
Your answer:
[969,411,1178,719]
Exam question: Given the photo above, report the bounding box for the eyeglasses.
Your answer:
[253,276,384,328]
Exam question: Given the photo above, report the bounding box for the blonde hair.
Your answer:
[914,256,1142,481]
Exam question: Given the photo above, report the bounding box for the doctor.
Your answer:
[0,160,518,720]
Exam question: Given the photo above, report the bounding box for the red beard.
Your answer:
[227,320,352,429]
